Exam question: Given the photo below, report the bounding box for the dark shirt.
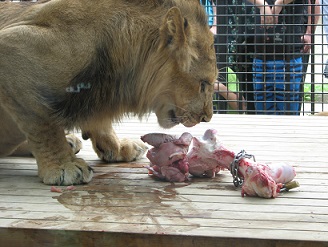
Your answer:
[254,0,306,60]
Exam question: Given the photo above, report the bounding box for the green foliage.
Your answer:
[303,83,328,101]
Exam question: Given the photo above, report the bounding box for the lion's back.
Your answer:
[0,0,51,29]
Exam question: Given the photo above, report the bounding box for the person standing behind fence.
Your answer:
[250,0,314,115]
[201,0,247,112]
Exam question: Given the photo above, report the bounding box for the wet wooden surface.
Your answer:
[1,114,328,247]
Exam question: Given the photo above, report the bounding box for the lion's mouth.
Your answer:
[169,110,180,124]
[158,109,200,129]
[168,110,199,128]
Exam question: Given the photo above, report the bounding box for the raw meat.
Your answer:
[187,129,234,177]
[230,151,296,198]
[141,129,297,198]
[50,185,76,193]
[66,185,76,191]
[141,132,192,182]
[240,162,282,198]
[50,186,63,193]
[141,133,178,148]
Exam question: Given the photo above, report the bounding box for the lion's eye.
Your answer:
[200,80,208,93]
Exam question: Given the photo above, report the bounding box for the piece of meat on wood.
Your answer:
[187,129,296,198]
[263,162,296,184]
[142,132,192,182]
[141,133,178,148]
[50,186,63,193]
[66,185,76,191]
[234,157,296,198]
[141,129,297,198]
[187,129,234,177]
[242,165,283,198]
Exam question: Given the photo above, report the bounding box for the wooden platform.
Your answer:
[1,114,328,247]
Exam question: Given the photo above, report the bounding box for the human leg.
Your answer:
[253,58,275,114]
[273,58,302,114]
[287,57,302,114]
[322,0,328,77]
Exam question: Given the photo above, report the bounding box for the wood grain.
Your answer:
[1,114,328,247]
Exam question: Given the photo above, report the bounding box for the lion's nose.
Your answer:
[200,102,213,123]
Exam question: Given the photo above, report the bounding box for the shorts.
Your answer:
[252,57,303,115]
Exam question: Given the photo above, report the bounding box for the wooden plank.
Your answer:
[1,218,328,243]
[1,210,328,235]
[1,200,328,216]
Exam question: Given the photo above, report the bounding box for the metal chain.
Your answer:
[230,150,256,188]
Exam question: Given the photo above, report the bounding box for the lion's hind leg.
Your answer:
[11,141,33,157]
[0,105,27,157]
[11,133,83,157]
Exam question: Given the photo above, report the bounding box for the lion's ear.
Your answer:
[159,7,191,52]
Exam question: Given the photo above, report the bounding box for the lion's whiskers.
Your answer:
[167,103,187,113]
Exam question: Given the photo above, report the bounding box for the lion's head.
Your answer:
[134,0,218,129]
[6,0,218,131]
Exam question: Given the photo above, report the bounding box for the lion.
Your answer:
[0,0,217,185]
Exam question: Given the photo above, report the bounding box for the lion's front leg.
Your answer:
[83,124,147,162]
[27,125,93,185]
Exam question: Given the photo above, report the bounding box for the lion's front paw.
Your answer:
[96,138,148,162]
[38,158,93,185]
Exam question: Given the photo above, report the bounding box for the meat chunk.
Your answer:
[50,186,63,193]
[187,130,296,198]
[141,133,178,148]
[240,163,283,198]
[235,159,296,198]
[187,129,234,177]
[262,162,296,184]
[142,132,192,182]
[141,129,297,198]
